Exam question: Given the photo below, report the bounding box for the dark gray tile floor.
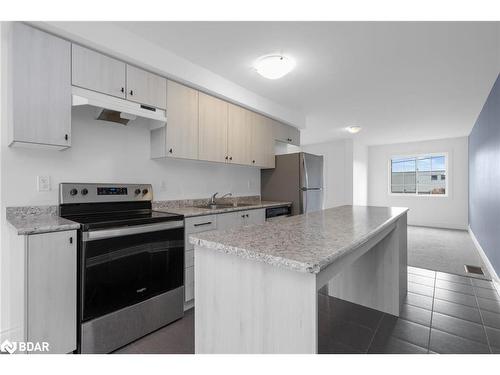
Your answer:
[319,266,500,354]
[114,267,500,354]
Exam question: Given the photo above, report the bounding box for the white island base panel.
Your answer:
[194,214,407,354]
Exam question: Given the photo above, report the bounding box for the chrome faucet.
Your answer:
[210,192,219,205]
[209,192,232,205]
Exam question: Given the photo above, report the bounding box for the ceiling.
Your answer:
[115,21,499,145]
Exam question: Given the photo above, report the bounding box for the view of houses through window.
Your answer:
[391,154,447,195]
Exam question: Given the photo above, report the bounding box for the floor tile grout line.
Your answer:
[427,272,437,353]
[432,295,477,309]
[365,311,385,353]
[472,283,493,353]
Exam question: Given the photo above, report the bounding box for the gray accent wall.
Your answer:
[469,73,500,275]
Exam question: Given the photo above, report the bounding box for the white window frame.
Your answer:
[388,152,449,198]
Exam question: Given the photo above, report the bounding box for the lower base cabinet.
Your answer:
[26,230,77,354]
[216,208,265,231]
[184,215,217,304]
[183,209,265,305]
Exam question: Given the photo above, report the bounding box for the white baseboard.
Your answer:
[409,223,467,231]
[468,225,500,292]
[409,221,467,231]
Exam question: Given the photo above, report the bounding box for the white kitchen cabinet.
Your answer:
[126,65,167,109]
[26,230,77,354]
[198,92,229,163]
[272,119,301,146]
[10,23,72,149]
[217,208,265,231]
[227,104,253,165]
[251,113,275,169]
[71,44,126,99]
[151,80,199,160]
[183,215,217,303]
[245,208,266,226]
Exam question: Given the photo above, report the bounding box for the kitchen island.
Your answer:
[189,205,408,354]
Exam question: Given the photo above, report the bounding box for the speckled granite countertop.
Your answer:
[190,205,408,274]
[6,206,80,235]
[155,201,291,218]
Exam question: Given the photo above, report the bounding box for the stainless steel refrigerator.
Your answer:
[261,152,324,216]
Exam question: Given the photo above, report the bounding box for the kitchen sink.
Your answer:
[194,203,254,210]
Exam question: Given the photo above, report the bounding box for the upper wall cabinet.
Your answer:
[227,104,252,165]
[198,92,229,163]
[10,23,72,149]
[72,44,126,99]
[126,65,167,109]
[251,113,275,169]
[273,120,301,146]
[151,80,199,160]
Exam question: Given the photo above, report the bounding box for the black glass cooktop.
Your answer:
[60,207,183,231]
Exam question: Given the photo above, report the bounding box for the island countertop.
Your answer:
[189,205,408,274]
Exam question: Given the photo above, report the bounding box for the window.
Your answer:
[390,154,447,195]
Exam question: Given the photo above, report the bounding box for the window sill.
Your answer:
[388,193,448,198]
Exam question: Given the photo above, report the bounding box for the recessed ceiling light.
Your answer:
[347,126,362,134]
[254,55,295,80]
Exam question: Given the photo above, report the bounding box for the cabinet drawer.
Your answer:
[185,215,217,234]
[185,250,194,268]
[185,266,194,302]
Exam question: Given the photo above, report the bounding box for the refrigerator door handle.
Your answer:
[300,187,322,191]
[302,153,310,189]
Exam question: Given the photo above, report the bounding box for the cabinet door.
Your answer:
[251,113,275,168]
[27,230,77,354]
[288,125,301,146]
[216,211,245,231]
[272,120,290,143]
[72,44,126,98]
[199,92,228,163]
[227,104,252,165]
[272,120,301,146]
[11,23,71,148]
[126,65,167,109]
[245,209,266,226]
[165,80,199,160]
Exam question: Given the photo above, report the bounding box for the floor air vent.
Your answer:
[464,265,484,275]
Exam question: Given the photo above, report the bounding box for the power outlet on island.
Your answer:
[37,176,51,192]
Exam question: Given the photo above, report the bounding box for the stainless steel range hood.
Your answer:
[72,86,167,127]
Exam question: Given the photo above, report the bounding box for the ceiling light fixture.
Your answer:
[254,55,295,80]
[347,126,362,134]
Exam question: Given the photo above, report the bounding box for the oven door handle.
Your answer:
[83,221,184,242]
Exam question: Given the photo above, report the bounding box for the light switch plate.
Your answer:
[37,176,50,192]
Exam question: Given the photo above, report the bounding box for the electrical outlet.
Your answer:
[37,176,50,192]
[160,180,167,192]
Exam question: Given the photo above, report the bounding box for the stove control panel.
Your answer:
[59,183,153,204]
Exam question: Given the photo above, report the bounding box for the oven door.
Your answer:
[80,221,184,322]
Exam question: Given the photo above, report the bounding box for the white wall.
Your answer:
[302,139,353,209]
[353,141,368,205]
[367,137,469,229]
